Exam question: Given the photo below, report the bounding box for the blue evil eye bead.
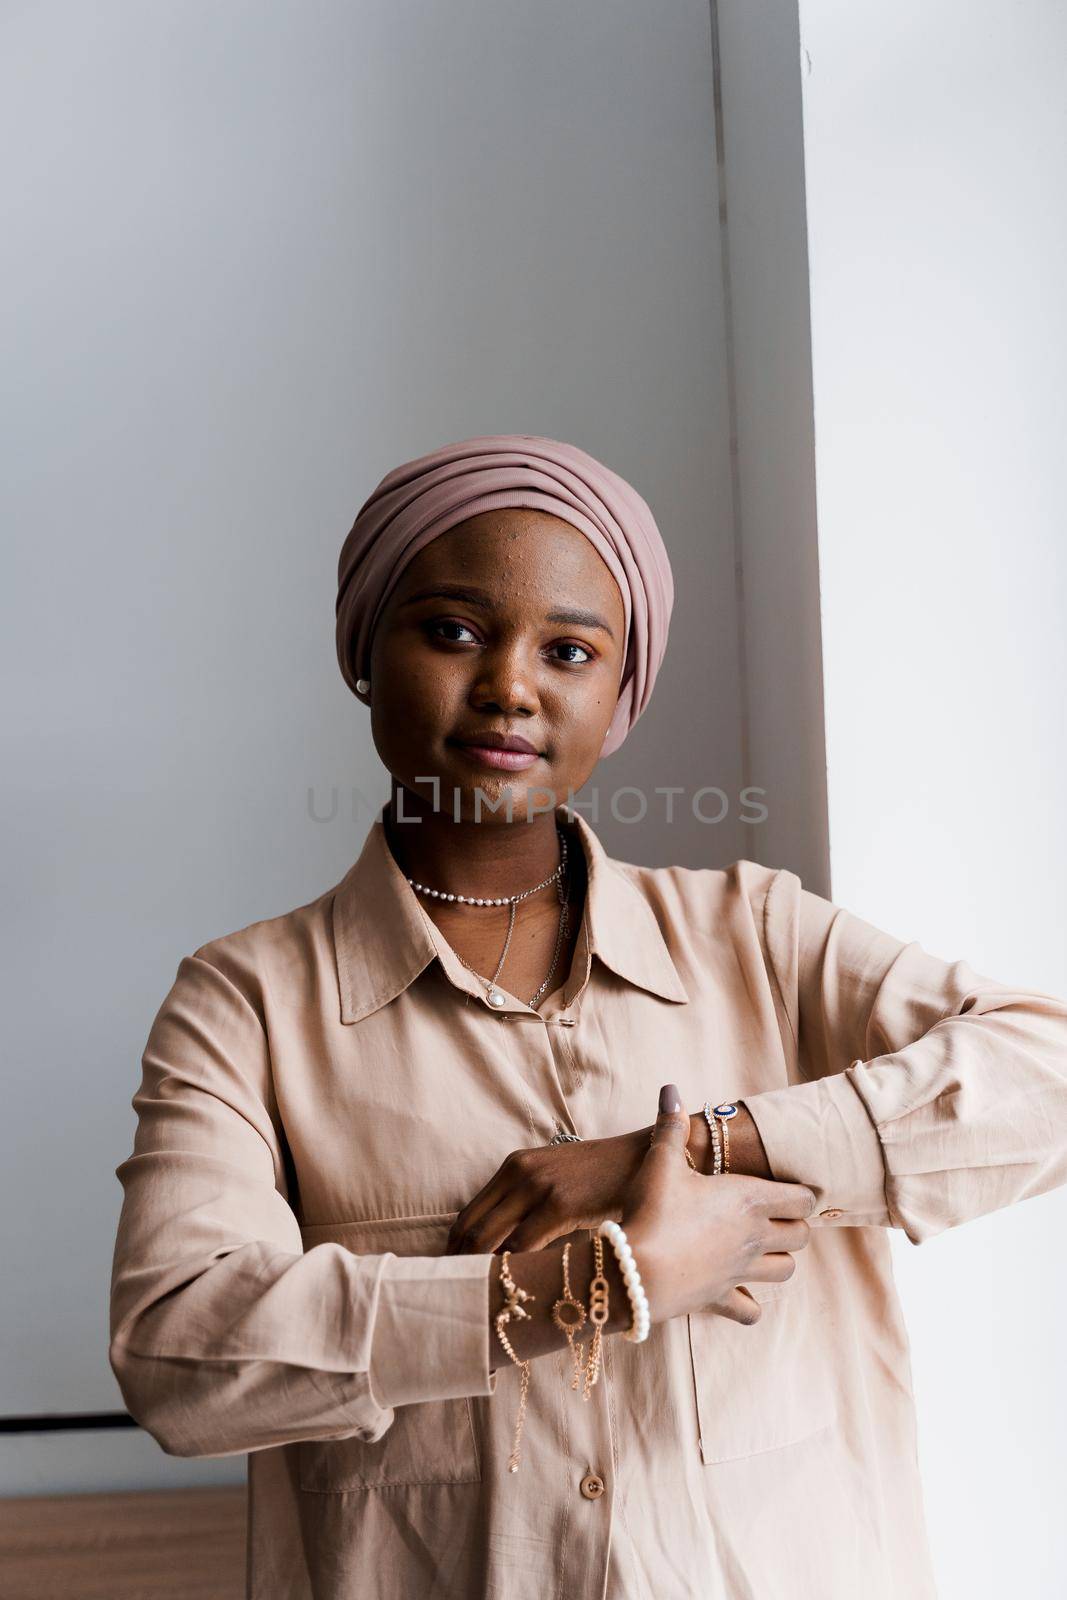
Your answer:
[713,1102,738,1119]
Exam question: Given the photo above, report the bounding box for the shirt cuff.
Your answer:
[741,1066,892,1226]
[367,1252,499,1410]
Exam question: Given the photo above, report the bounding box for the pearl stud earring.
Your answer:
[355,678,370,695]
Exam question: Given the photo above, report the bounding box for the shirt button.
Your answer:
[579,1472,605,1500]
[819,1208,844,1218]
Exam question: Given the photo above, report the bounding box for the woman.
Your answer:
[109,434,1067,1600]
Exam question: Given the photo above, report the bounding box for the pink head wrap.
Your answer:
[335,433,674,758]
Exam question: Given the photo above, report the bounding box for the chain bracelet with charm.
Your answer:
[551,1240,587,1391]
[493,1249,535,1472]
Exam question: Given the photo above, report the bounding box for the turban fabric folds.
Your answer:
[335,433,673,758]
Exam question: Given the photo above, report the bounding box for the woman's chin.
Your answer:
[431,758,567,821]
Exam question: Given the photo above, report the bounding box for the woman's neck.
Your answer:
[382,782,570,902]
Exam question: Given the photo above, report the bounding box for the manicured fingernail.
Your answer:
[659,1083,681,1113]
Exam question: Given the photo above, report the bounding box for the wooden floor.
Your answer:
[0,1485,247,1600]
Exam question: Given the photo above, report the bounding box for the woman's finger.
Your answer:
[762,1217,811,1253]
[644,1083,691,1162]
[743,1251,799,1284]
[504,1206,600,1254]
[449,1142,589,1253]
[744,1176,818,1219]
[450,1186,534,1255]
[446,1184,504,1252]
[715,1286,763,1325]
[446,1157,521,1252]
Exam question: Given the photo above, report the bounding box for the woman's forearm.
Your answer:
[487,1232,630,1372]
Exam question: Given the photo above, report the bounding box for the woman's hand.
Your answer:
[622,1083,816,1326]
[445,1100,774,1256]
[445,1127,649,1255]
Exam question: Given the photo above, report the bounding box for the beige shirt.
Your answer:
[109,807,1067,1600]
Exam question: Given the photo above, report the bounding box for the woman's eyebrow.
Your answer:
[398,584,616,640]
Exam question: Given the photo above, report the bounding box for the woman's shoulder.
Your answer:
[182,873,342,1002]
[589,846,805,976]
[610,850,801,925]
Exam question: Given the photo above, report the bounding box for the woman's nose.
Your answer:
[468,647,540,717]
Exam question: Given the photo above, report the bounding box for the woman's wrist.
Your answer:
[687,1102,773,1179]
[487,1232,631,1371]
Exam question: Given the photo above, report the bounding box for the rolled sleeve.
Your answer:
[743,1066,890,1226]
[750,867,1067,1245]
[368,1254,498,1410]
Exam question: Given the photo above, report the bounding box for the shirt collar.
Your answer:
[331,804,689,1023]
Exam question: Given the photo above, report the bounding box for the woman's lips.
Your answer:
[449,741,542,772]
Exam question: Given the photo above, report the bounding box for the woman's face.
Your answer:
[367,508,627,822]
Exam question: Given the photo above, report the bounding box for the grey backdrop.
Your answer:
[3,0,826,1493]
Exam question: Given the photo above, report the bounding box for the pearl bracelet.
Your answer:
[598,1220,651,1343]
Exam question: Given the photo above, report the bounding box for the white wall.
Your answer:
[0,0,746,1493]
[798,2,1067,1595]
[713,0,830,894]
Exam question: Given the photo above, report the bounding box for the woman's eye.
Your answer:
[551,641,593,665]
[428,619,479,644]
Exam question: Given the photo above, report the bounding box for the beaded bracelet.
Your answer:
[702,1101,723,1173]
[598,1220,651,1344]
[703,1100,739,1174]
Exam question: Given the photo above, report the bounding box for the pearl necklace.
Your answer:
[406,827,570,1010]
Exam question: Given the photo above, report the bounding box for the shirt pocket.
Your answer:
[687,1266,837,1463]
[295,1213,482,1493]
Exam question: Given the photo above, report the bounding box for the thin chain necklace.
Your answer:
[406,827,570,1010]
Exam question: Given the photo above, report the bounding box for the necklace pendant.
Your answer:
[487,987,507,1008]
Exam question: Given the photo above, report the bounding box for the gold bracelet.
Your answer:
[712,1101,739,1174]
[581,1230,610,1400]
[494,1249,535,1473]
[648,1126,697,1170]
[551,1240,587,1392]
